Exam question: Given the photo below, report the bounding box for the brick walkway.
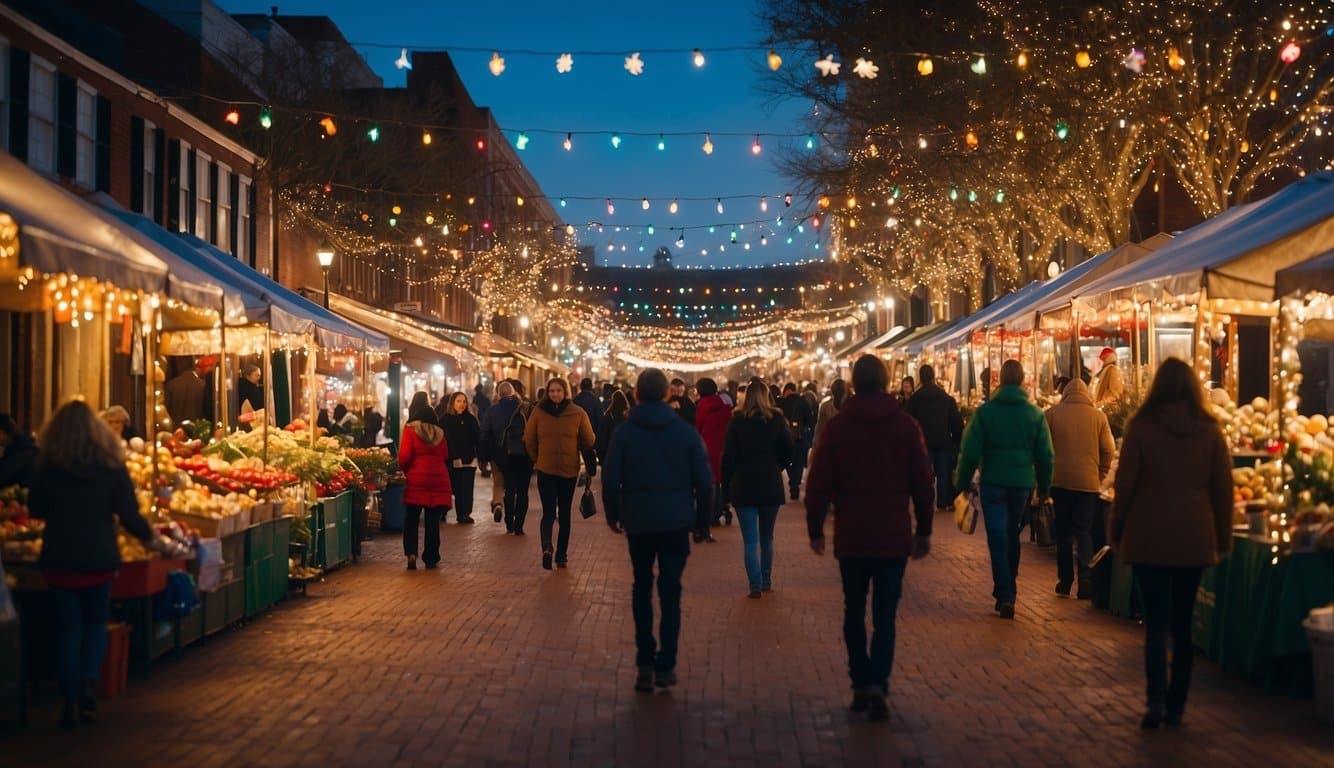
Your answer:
[5,483,1332,767]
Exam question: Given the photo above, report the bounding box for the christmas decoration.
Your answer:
[624,52,645,76]
[556,53,574,73]
[814,54,840,77]
[488,52,506,76]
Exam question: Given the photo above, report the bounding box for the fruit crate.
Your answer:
[112,558,187,600]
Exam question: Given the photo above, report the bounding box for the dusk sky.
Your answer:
[220,0,829,269]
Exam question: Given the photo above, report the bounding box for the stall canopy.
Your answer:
[926,281,1047,351]
[1274,248,1334,299]
[90,195,248,325]
[883,319,954,356]
[1073,172,1334,306]
[0,151,170,296]
[836,325,908,360]
[177,234,389,352]
[325,293,477,370]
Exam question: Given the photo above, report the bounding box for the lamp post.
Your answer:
[316,241,335,308]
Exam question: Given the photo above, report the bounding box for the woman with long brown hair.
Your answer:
[721,377,794,597]
[28,400,159,728]
[1110,358,1233,729]
[525,377,596,570]
[439,391,481,524]
[399,391,452,569]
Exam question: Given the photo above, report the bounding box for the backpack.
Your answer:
[504,407,528,459]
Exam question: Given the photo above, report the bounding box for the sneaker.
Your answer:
[542,548,553,570]
[634,667,654,692]
[1055,581,1072,597]
[998,602,1015,619]
[654,669,677,688]
[865,687,890,721]
[492,503,504,523]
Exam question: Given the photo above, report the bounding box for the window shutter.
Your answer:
[95,95,110,192]
[186,147,197,235]
[229,172,239,256]
[56,73,76,179]
[9,49,28,162]
[129,117,145,211]
[208,161,218,243]
[166,138,180,230]
[152,129,166,223]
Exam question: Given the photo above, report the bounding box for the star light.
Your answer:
[624,52,645,76]
[556,53,573,74]
[395,48,412,70]
[853,57,879,79]
[1122,48,1145,73]
[814,54,840,77]
[489,52,506,76]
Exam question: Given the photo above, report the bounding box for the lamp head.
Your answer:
[316,241,335,268]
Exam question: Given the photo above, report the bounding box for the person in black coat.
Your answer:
[778,382,815,500]
[596,389,631,466]
[668,377,696,425]
[722,379,795,597]
[439,391,481,524]
[27,401,158,728]
[0,413,38,488]
[903,365,964,512]
[478,381,531,533]
[573,378,605,444]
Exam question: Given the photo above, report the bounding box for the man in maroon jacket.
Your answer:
[806,354,934,721]
[694,378,733,527]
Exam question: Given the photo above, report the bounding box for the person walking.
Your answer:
[722,378,794,597]
[473,383,494,478]
[1109,358,1233,729]
[812,379,847,454]
[398,392,452,569]
[602,368,713,692]
[573,377,604,444]
[806,355,934,721]
[1044,377,1115,599]
[479,381,529,533]
[596,389,631,468]
[903,365,964,513]
[896,376,916,405]
[694,377,733,527]
[667,377,697,425]
[953,360,1054,619]
[525,377,596,569]
[778,382,815,500]
[26,401,161,728]
[440,391,481,525]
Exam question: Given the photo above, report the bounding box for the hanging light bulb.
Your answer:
[669,199,679,214]
[702,133,714,155]
[918,136,928,149]
[784,193,792,207]
[558,198,566,208]
[1240,139,1250,153]
[657,134,666,151]
[995,189,1006,203]
[730,229,738,243]
[366,125,380,142]
[965,130,979,148]
[1075,50,1092,68]
[611,133,622,149]
[441,224,450,235]
[917,57,934,76]
[515,132,529,150]
[1015,127,1025,141]
[565,224,575,235]
[1055,120,1070,140]
[751,135,763,155]
[805,134,816,150]
[845,195,857,209]
[692,48,705,68]
[319,116,337,135]
[225,109,241,125]
[515,196,525,206]
[970,56,987,74]
[641,197,651,210]
[676,232,685,248]
[476,137,486,152]
[767,49,782,71]
[1168,48,1186,71]
[716,199,724,214]
[563,133,573,151]
[647,224,655,235]
[606,199,615,215]
[414,236,424,247]
[259,107,272,129]
[1017,50,1029,69]
[760,233,768,246]
[760,196,768,212]
[421,130,433,145]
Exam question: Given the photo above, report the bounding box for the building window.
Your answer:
[143,121,156,216]
[178,141,191,233]
[27,56,56,174]
[195,151,211,239]
[74,82,96,188]
[237,176,251,265]
[215,164,231,254]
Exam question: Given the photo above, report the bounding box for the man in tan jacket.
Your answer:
[1093,347,1125,404]
[1044,378,1115,598]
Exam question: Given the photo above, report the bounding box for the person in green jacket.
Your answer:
[954,360,1054,619]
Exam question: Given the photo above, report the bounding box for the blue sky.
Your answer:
[220,0,827,268]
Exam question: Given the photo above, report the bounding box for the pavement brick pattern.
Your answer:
[5,482,1332,767]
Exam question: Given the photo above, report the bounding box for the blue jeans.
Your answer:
[628,530,690,671]
[930,448,955,508]
[980,484,1032,604]
[735,505,779,590]
[53,581,113,701]
[839,557,907,693]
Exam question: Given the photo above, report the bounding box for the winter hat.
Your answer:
[1099,347,1115,360]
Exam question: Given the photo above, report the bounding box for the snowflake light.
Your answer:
[814,54,840,77]
[853,57,879,79]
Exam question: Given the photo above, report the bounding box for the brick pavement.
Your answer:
[4,482,1333,767]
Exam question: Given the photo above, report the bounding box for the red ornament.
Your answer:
[1280,42,1301,64]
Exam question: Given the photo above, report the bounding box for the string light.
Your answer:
[421,130,432,145]
[516,132,529,150]
[693,48,705,68]
[225,109,240,125]
[611,133,622,149]
[751,135,763,155]
[563,133,573,151]
[703,133,714,155]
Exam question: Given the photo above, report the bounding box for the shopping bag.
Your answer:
[953,488,980,534]
[579,486,598,519]
[1031,498,1055,548]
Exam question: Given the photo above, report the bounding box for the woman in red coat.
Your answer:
[694,377,733,526]
[398,392,453,570]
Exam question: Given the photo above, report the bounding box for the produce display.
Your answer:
[204,427,356,486]
[1,485,40,561]
[1208,390,1283,453]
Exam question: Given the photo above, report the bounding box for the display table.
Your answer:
[1194,535,1334,693]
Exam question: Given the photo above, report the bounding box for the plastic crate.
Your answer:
[247,519,275,563]
[244,557,271,618]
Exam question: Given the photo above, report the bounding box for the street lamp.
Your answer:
[316,241,335,308]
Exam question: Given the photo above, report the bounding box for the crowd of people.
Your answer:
[6,345,1232,731]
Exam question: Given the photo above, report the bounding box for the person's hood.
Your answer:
[696,393,730,419]
[539,398,572,417]
[1058,378,1094,406]
[992,384,1031,405]
[407,420,444,445]
[1142,403,1215,438]
[627,400,679,430]
[837,390,901,422]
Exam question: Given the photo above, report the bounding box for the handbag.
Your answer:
[579,486,598,519]
[953,487,980,534]
[1031,498,1055,548]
